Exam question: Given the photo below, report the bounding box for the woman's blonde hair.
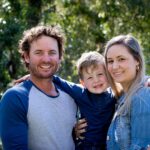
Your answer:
[104,34,145,115]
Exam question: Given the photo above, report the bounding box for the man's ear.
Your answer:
[58,58,62,64]
[24,52,30,63]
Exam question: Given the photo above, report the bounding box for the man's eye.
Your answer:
[35,51,42,55]
[48,50,57,55]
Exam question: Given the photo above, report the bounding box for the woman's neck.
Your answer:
[121,82,131,93]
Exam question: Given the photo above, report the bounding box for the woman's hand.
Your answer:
[75,118,87,140]
[14,74,30,85]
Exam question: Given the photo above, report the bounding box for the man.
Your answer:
[0,25,77,150]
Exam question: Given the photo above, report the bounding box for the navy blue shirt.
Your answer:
[53,76,116,145]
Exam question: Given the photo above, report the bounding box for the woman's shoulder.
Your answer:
[132,87,150,112]
[134,86,150,98]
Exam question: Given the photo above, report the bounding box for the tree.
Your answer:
[0,0,150,93]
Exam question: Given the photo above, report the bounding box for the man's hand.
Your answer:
[14,74,30,85]
[145,78,150,87]
[75,118,87,140]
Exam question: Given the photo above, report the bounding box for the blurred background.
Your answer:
[0,0,150,95]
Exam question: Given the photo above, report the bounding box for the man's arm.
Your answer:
[144,76,150,86]
[0,88,28,150]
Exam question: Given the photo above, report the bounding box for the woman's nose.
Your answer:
[112,61,119,69]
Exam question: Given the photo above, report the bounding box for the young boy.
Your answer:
[53,51,116,150]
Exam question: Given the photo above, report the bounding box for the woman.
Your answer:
[104,34,150,150]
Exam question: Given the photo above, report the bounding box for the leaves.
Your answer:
[0,0,150,92]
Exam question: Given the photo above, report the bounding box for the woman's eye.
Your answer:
[107,60,113,64]
[119,58,125,62]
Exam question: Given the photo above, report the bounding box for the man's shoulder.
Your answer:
[0,81,31,116]
[5,80,32,94]
[1,80,32,104]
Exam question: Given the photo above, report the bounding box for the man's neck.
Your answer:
[30,76,58,96]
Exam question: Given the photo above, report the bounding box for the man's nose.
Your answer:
[42,53,51,62]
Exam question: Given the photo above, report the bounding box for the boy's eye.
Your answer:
[98,73,103,76]
[87,77,92,80]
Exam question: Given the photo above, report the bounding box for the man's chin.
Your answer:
[35,74,54,79]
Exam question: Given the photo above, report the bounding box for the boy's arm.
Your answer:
[53,75,84,102]
[0,89,28,150]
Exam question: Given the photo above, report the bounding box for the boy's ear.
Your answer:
[79,79,85,86]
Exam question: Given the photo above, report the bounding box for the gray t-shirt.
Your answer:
[27,84,77,150]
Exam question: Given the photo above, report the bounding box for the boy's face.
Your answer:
[81,64,109,94]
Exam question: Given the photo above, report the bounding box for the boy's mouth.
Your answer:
[93,84,103,89]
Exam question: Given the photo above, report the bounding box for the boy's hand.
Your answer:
[14,74,30,85]
[75,118,87,140]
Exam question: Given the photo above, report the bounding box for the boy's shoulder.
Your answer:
[105,87,115,97]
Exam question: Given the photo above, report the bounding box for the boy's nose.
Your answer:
[94,77,99,82]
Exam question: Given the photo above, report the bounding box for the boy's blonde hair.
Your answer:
[77,51,106,79]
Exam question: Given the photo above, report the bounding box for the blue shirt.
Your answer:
[0,80,77,150]
[53,76,116,145]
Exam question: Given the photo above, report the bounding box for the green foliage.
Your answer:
[0,0,150,93]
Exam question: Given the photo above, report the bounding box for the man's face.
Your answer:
[24,35,61,80]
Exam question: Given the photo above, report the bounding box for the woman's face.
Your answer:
[106,44,139,90]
